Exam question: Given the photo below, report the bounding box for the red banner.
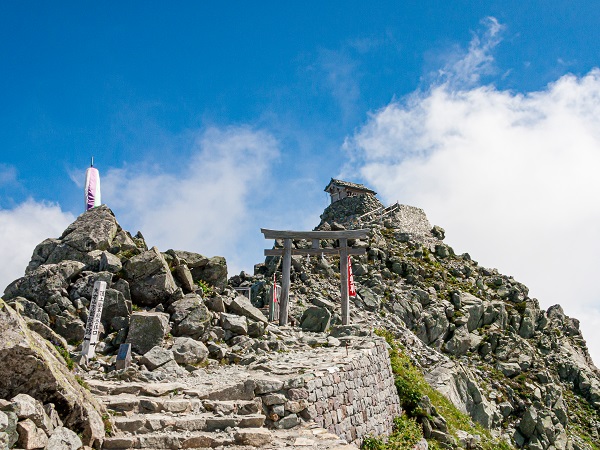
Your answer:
[348,256,357,297]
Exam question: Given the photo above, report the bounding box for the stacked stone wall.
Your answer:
[303,338,400,444]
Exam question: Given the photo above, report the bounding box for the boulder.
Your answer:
[57,205,119,254]
[100,289,131,324]
[195,256,228,291]
[16,418,48,449]
[10,297,49,326]
[126,311,170,354]
[168,294,212,339]
[139,346,175,371]
[220,313,248,335]
[122,247,177,306]
[300,307,331,333]
[171,337,209,365]
[4,261,85,307]
[0,300,105,447]
[174,264,196,293]
[357,286,380,312]
[45,426,83,450]
[229,295,268,324]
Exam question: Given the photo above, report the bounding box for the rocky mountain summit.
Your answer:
[1,196,599,450]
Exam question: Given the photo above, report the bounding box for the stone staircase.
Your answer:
[90,379,357,450]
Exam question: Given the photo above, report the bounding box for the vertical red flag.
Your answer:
[348,256,357,297]
[273,273,278,304]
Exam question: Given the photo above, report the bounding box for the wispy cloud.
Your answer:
[437,17,504,88]
[0,164,18,187]
[0,200,75,292]
[103,125,280,276]
[345,18,600,365]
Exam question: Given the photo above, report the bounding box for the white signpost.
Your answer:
[80,281,107,361]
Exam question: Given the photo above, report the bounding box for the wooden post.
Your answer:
[279,238,292,326]
[339,238,350,325]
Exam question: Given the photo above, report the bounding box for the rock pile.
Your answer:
[2,193,600,449]
[244,194,600,449]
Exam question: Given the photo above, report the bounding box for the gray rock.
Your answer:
[205,296,226,313]
[53,313,86,344]
[498,362,522,377]
[174,264,196,293]
[11,297,49,325]
[100,251,122,273]
[17,418,48,449]
[357,286,380,312]
[45,426,83,450]
[519,407,538,438]
[139,346,175,370]
[0,300,104,447]
[126,311,170,354]
[197,256,228,291]
[300,307,331,333]
[171,337,209,365]
[443,326,471,356]
[248,320,266,338]
[58,205,119,253]
[221,313,248,335]
[168,294,212,339]
[4,261,85,307]
[229,296,268,324]
[122,247,177,306]
[254,378,284,395]
[101,288,131,325]
[310,297,336,311]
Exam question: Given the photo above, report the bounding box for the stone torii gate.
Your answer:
[261,228,369,326]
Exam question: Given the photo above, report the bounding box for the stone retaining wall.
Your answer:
[303,338,400,444]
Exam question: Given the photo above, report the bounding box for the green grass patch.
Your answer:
[373,329,514,450]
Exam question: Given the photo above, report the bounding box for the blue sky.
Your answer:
[2,1,600,364]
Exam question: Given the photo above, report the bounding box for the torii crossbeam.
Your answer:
[261,228,369,326]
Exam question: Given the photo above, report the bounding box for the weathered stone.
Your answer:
[443,326,471,356]
[45,426,83,450]
[100,251,122,273]
[174,264,196,293]
[254,378,284,395]
[300,306,331,332]
[196,256,228,291]
[0,301,105,447]
[126,311,170,354]
[356,286,380,312]
[54,313,86,344]
[274,413,300,429]
[205,296,226,313]
[171,337,209,365]
[4,261,85,307]
[10,298,49,325]
[220,313,248,335]
[16,419,47,449]
[234,428,272,446]
[139,346,175,370]
[168,294,212,339]
[58,205,119,253]
[311,297,336,311]
[248,320,266,338]
[229,295,268,324]
[122,247,177,306]
[519,407,537,438]
[100,289,130,324]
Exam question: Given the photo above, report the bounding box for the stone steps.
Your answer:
[112,412,266,434]
[103,393,262,415]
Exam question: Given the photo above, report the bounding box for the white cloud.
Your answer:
[344,19,600,365]
[103,125,279,277]
[0,200,75,293]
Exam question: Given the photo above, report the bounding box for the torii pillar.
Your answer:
[262,228,368,326]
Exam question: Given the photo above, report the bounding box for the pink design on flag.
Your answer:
[348,256,357,297]
[84,167,101,211]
